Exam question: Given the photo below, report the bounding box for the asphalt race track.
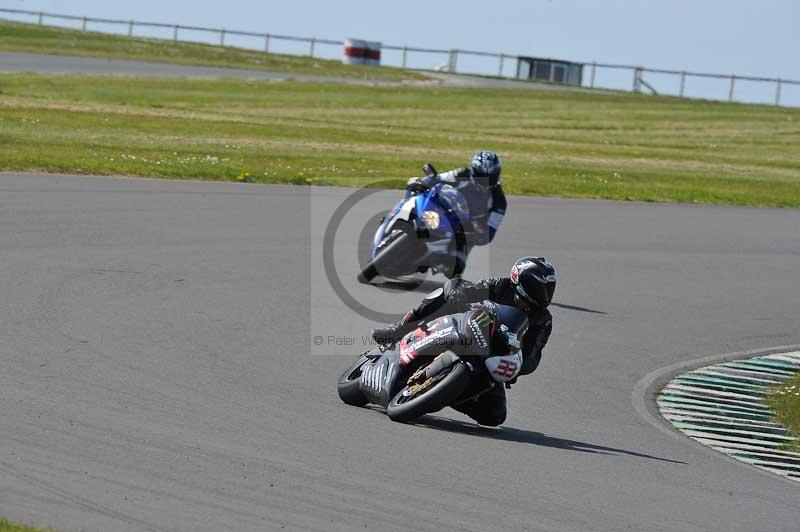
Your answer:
[0,51,588,91]
[1,172,799,531]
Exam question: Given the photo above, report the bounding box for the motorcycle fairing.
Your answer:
[358,348,404,407]
[415,184,463,239]
[372,196,414,258]
[370,183,468,267]
[397,317,459,366]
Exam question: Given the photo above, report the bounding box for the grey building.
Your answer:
[517,57,583,86]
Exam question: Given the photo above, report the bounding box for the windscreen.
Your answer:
[437,184,470,223]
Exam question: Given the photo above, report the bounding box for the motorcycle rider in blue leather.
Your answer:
[407,151,507,276]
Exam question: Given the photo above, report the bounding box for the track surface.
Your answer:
[1,173,799,531]
[0,51,585,91]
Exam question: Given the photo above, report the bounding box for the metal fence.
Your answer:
[2,8,798,107]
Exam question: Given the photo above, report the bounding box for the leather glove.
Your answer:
[407,177,425,191]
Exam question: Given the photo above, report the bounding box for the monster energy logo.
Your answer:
[473,310,492,328]
[468,320,488,348]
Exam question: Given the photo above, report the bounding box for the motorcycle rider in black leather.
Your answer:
[373,257,556,426]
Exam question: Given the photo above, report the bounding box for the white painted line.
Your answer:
[691,438,800,457]
[671,422,793,441]
[709,366,789,382]
[681,429,784,448]
[722,449,800,463]
[740,359,799,371]
[661,404,766,417]
[657,408,783,428]
[690,369,786,385]
[765,353,800,366]
[658,395,771,414]
[664,411,786,429]
[722,362,796,377]
[663,384,768,404]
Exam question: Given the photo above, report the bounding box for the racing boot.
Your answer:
[372,286,450,346]
[371,311,416,346]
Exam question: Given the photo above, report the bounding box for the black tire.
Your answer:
[356,261,379,284]
[337,354,371,406]
[387,362,471,423]
[357,231,416,284]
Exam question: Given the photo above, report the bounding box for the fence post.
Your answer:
[448,49,458,73]
[590,62,596,88]
[633,67,642,92]
[264,33,270,52]
[728,75,736,101]
[37,12,43,25]
[173,25,179,41]
[775,79,782,106]
[220,29,225,46]
[309,38,316,57]
[401,47,408,68]
[81,17,87,32]
[128,20,134,36]
[679,71,686,97]
[497,54,505,77]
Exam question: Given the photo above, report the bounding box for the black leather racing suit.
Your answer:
[391,277,553,426]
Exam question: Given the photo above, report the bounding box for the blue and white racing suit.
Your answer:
[421,167,507,247]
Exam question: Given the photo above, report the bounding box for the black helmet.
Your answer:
[470,151,502,191]
[510,257,556,310]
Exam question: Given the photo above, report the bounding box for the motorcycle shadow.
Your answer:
[413,415,685,464]
[373,278,444,294]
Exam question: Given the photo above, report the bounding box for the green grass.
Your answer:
[0,20,427,81]
[766,374,800,451]
[0,518,51,532]
[1,72,800,206]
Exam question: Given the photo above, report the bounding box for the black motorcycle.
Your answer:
[337,301,528,423]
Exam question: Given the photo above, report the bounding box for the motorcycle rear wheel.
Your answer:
[386,361,470,423]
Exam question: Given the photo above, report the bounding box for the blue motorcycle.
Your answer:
[357,165,471,283]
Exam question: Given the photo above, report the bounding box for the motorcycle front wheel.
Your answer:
[357,231,415,283]
[386,361,470,423]
[358,218,426,284]
[337,353,372,406]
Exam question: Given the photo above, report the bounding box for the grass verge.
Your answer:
[766,374,800,452]
[0,20,427,82]
[0,518,51,532]
[1,72,799,206]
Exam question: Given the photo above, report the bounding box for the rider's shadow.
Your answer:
[413,415,685,464]
[375,278,444,294]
